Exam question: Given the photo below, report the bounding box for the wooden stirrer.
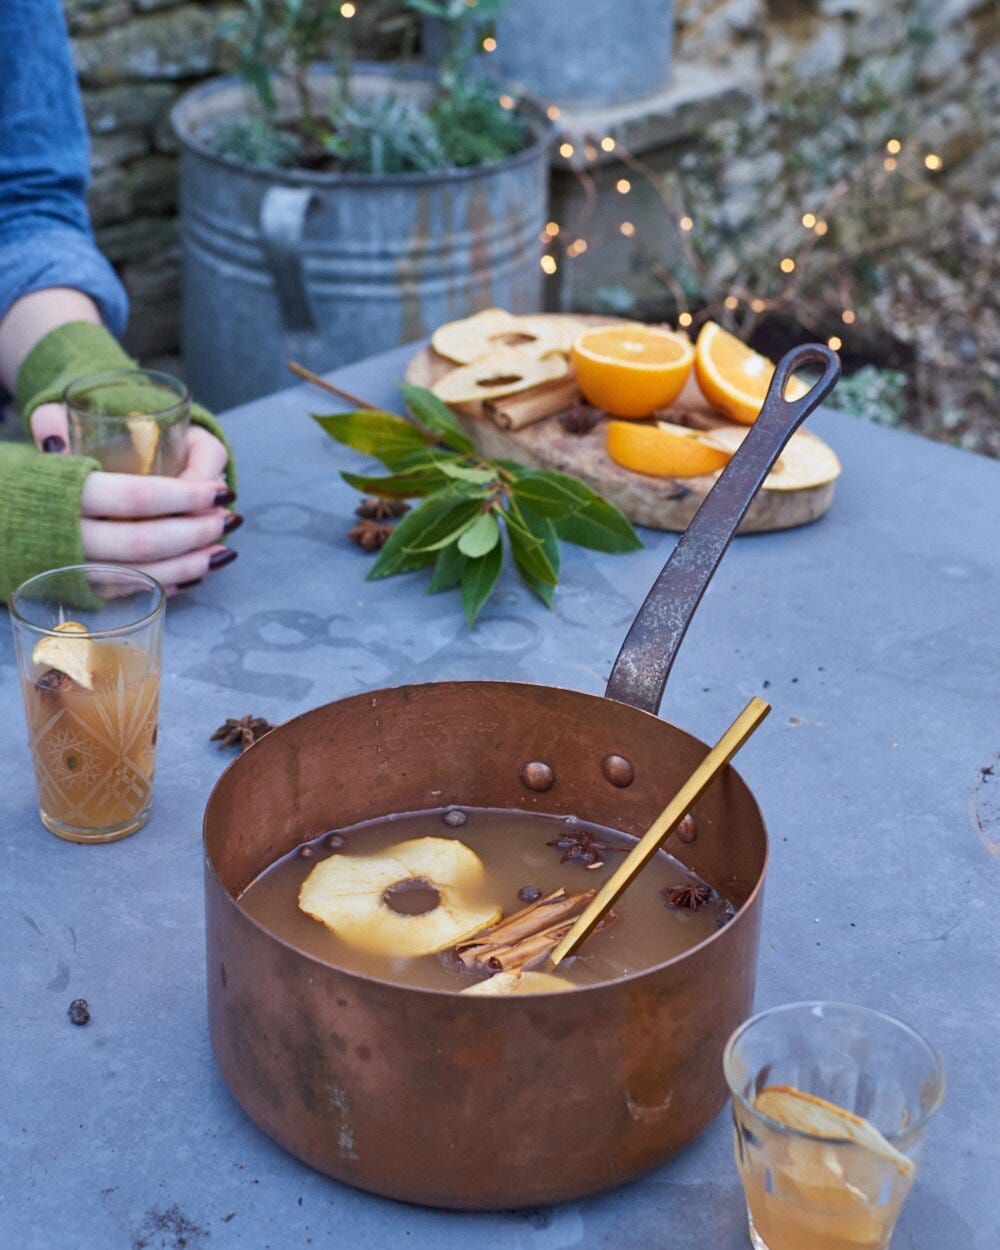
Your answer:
[547,696,771,969]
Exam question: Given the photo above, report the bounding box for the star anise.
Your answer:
[349,518,395,551]
[547,829,627,870]
[210,714,276,752]
[559,402,602,435]
[355,497,411,521]
[662,883,714,910]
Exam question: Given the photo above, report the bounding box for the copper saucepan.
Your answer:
[203,345,841,1209]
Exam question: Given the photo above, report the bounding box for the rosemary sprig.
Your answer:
[312,382,642,626]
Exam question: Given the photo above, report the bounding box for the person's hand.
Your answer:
[31,402,238,593]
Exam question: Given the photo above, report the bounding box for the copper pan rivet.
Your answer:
[676,813,697,843]
[601,754,634,788]
[519,761,555,792]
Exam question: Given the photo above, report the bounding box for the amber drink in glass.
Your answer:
[64,368,190,475]
[10,565,165,842]
[724,1002,945,1250]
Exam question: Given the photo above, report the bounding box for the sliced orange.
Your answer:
[606,420,733,478]
[571,323,694,418]
[695,322,810,425]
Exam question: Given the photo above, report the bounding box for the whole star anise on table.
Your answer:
[355,497,410,521]
[547,829,627,870]
[662,883,714,910]
[558,402,602,436]
[349,518,396,551]
[210,714,276,753]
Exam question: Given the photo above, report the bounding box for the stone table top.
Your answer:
[2,344,997,1250]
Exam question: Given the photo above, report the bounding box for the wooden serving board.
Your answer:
[405,315,838,534]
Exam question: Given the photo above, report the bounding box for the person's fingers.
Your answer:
[30,402,71,453]
[178,425,229,482]
[81,509,233,564]
[80,471,231,519]
[113,545,237,594]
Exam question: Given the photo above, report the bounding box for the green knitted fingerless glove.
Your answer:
[15,321,236,490]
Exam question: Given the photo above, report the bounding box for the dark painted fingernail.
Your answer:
[176,578,202,590]
[213,489,236,507]
[209,548,238,571]
[222,512,244,535]
[42,435,66,453]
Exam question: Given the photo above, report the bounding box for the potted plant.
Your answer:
[171,0,553,410]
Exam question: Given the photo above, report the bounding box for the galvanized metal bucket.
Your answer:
[488,0,675,109]
[171,65,554,411]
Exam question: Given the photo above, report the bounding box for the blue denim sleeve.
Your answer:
[0,0,128,334]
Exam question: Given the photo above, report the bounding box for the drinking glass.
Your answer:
[64,368,191,475]
[10,565,166,843]
[723,1001,945,1250]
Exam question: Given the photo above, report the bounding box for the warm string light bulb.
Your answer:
[566,239,588,258]
[619,221,635,236]
[544,221,560,238]
[340,0,355,14]
[679,216,693,232]
[724,295,739,310]
[841,309,856,325]
[780,257,795,274]
[482,35,497,52]
[678,311,693,327]
[540,255,557,275]
[813,219,829,236]
[498,93,515,110]
[546,104,560,120]
[924,152,942,170]
[750,298,766,313]
[883,157,897,172]
[827,335,842,351]
[616,178,631,194]
[801,212,816,229]
[600,136,616,152]
[886,138,902,154]
[559,142,574,159]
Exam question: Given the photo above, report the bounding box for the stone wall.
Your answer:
[68,1,998,452]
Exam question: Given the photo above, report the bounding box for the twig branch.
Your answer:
[287,360,376,410]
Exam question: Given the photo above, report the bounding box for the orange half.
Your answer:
[606,420,733,478]
[695,322,810,425]
[571,323,694,418]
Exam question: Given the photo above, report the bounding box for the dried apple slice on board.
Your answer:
[31,621,97,689]
[298,836,501,957]
[461,970,575,995]
[755,1085,914,1175]
[699,426,842,491]
[432,309,572,364]
[431,351,569,405]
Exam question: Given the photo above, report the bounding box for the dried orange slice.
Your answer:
[695,322,810,425]
[606,419,733,478]
[571,323,694,418]
[756,1085,913,1175]
[126,414,160,475]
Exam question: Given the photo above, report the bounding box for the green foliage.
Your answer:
[325,94,446,173]
[824,366,908,428]
[429,74,525,168]
[212,116,300,168]
[313,384,642,626]
[217,0,526,173]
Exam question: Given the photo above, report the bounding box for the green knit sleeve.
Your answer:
[15,321,236,491]
[0,443,98,601]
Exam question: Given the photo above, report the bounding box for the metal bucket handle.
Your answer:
[259,186,318,333]
[604,342,842,715]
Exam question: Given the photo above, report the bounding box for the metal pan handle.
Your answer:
[604,342,841,714]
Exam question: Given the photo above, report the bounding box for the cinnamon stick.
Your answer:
[455,888,595,969]
[483,375,580,431]
[485,918,581,972]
